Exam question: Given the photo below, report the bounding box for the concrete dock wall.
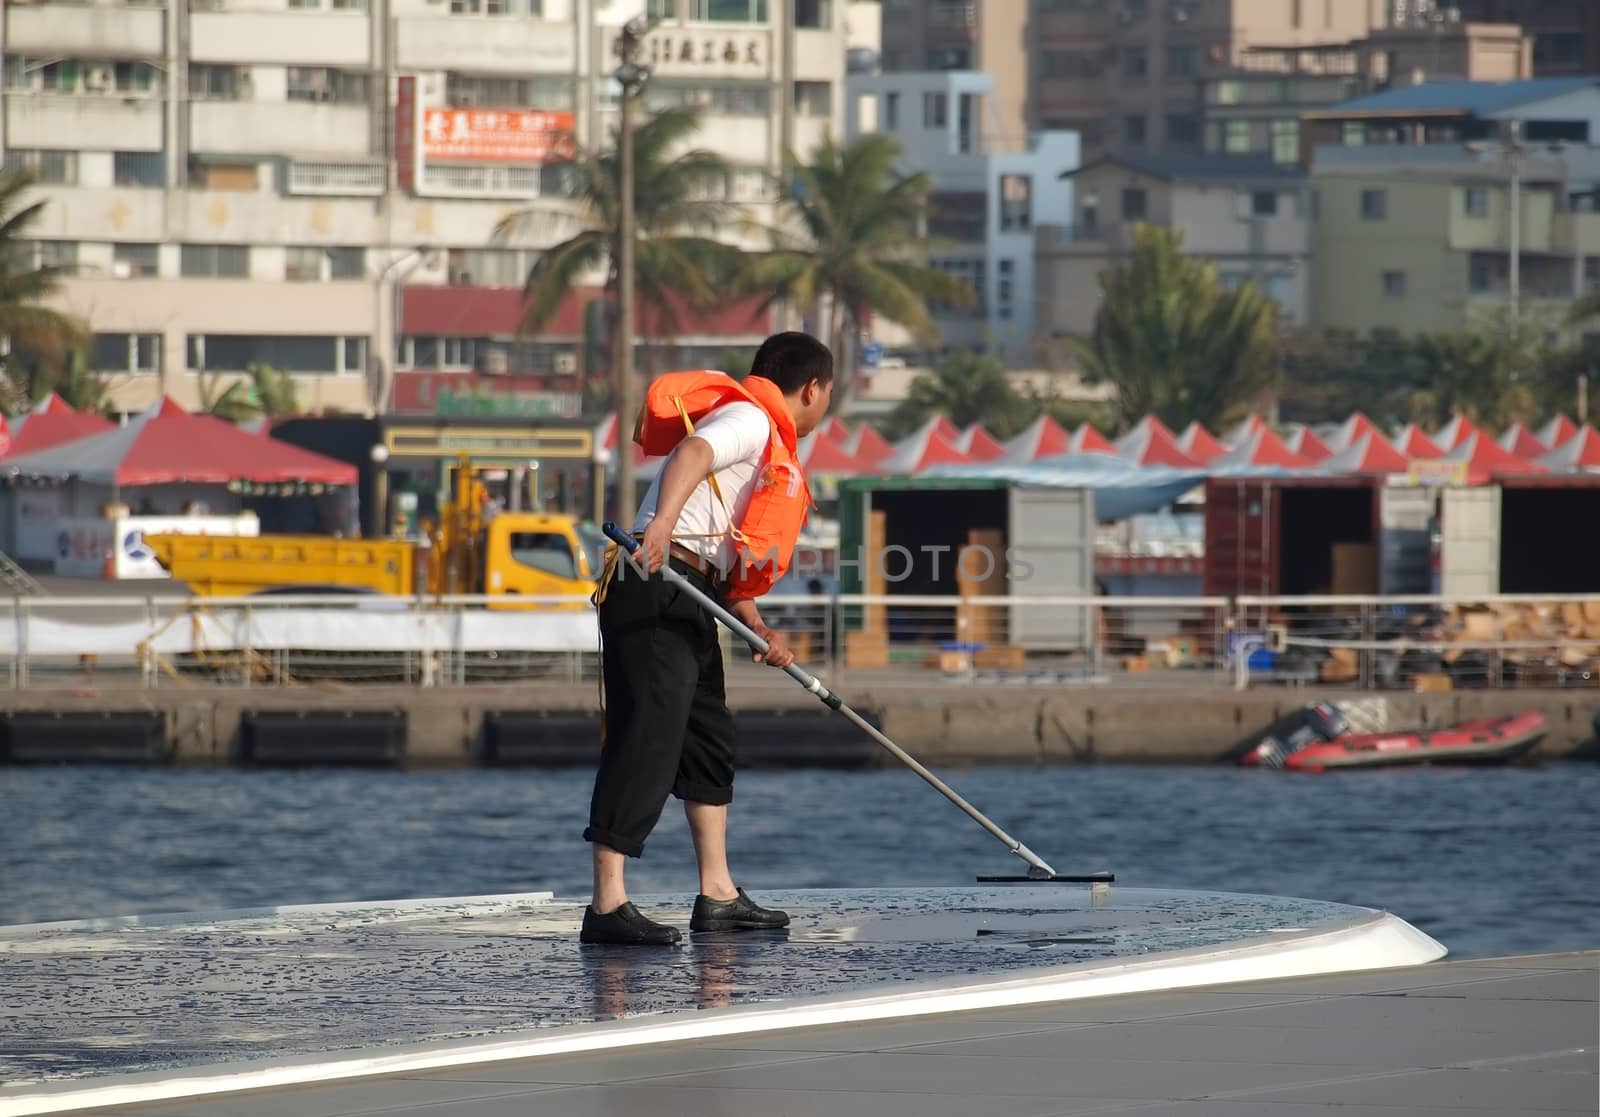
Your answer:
[1,685,1595,766]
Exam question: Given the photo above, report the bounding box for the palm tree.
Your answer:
[493,107,744,376]
[740,133,976,400]
[196,364,299,422]
[1067,223,1278,431]
[0,169,89,393]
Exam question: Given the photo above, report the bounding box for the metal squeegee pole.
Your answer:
[601,522,1056,878]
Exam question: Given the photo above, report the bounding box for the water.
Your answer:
[2,763,1596,959]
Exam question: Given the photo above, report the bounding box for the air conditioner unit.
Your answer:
[84,64,115,93]
[553,352,577,375]
[480,348,508,375]
[112,260,133,279]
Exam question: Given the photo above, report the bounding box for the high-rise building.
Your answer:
[1451,0,1600,75]
[2,0,850,414]
[1033,0,1384,155]
[875,0,1032,148]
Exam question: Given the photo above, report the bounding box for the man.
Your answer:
[581,332,834,947]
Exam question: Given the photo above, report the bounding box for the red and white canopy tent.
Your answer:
[1326,411,1380,454]
[0,393,114,459]
[877,418,971,475]
[1536,413,1579,449]
[955,423,1008,462]
[1393,423,1446,460]
[1432,414,1481,452]
[1114,416,1200,469]
[1176,421,1228,464]
[1212,426,1315,471]
[1498,422,1548,460]
[1437,431,1545,485]
[1537,426,1600,472]
[1001,414,1071,462]
[1284,424,1333,463]
[0,397,357,491]
[1065,424,1117,456]
[1320,430,1413,476]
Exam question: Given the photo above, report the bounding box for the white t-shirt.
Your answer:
[632,400,771,569]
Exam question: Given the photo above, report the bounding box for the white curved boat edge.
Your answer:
[0,905,1444,1117]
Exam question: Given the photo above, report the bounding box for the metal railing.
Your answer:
[2,592,1598,692]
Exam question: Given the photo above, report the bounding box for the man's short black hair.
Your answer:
[746,331,833,394]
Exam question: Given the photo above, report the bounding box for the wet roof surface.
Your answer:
[0,886,1367,1086]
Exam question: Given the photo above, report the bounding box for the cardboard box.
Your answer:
[1123,656,1150,673]
[1329,542,1377,595]
[844,631,888,668]
[1413,673,1453,693]
[939,650,971,673]
[973,646,1026,670]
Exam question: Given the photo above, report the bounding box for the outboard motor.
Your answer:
[1223,702,1348,768]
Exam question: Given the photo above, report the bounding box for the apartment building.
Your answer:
[1453,0,1600,75]
[848,70,1079,363]
[1309,143,1600,335]
[1199,19,1529,166]
[1035,152,1309,338]
[875,0,1031,149]
[2,0,851,414]
[1032,0,1384,155]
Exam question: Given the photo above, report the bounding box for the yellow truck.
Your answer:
[145,458,607,606]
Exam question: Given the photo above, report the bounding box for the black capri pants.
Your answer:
[583,555,736,858]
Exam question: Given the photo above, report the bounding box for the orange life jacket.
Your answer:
[632,370,812,601]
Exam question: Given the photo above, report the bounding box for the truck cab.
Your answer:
[480,514,604,606]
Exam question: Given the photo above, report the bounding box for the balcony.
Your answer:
[189,10,369,65]
[925,1,975,41]
[180,189,381,244]
[6,94,163,151]
[191,101,371,158]
[285,159,385,197]
[5,2,166,58]
[394,17,575,74]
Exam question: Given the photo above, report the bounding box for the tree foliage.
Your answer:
[1066,224,1279,432]
[884,351,1114,441]
[495,107,743,353]
[740,133,975,399]
[0,169,91,407]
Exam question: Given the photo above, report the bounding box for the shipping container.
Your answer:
[1203,477,1381,597]
[836,478,1095,652]
[1440,478,1600,595]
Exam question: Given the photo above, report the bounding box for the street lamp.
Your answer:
[611,15,653,528]
[371,246,436,418]
[1467,119,1524,330]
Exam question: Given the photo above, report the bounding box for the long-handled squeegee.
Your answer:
[601,522,1113,886]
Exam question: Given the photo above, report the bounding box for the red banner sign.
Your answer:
[422,109,576,164]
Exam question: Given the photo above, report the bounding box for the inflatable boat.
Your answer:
[1234,703,1548,771]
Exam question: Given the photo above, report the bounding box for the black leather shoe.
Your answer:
[580,902,681,946]
[690,888,790,932]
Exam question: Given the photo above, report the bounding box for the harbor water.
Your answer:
[2,763,1595,959]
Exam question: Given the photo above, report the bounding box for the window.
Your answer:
[113,243,159,278]
[1,150,76,185]
[1583,257,1600,294]
[646,83,769,115]
[445,73,574,109]
[1251,190,1278,217]
[688,0,769,20]
[1165,44,1198,77]
[1124,46,1148,79]
[923,91,946,129]
[1270,119,1299,164]
[1309,189,1319,220]
[92,333,160,374]
[186,334,367,374]
[1212,79,1243,105]
[998,174,1032,232]
[1124,114,1147,145]
[180,244,249,278]
[1121,187,1147,221]
[1382,270,1406,298]
[996,257,1014,319]
[1464,187,1488,218]
[957,92,975,153]
[509,532,578,579]
[882,91,899,130]
[1223,120,1251,153]
[793,81,831,117]
[1042,50,1100,78]
[648,0,677,17]
[447,248,537,287]
[188,160,257,191]
[113,152,164,187]
[1165,114,1198,145]
[926,47,970,69]
[20,240,79,269]
[794,0,830,27]
[189,64,245,101]
[285,246,364,281]
[8,58,159,96]
[287,68,370,103]
[929,258,985,314]
[1360,188,1386,219]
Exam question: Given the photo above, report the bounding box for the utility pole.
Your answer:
[612,15,653,528]
[1507,120,1522,331]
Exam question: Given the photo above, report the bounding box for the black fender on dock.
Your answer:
[481,711,601,767]
[0,711,170,765]
[731,709,885,770]
[239,710,407,768]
